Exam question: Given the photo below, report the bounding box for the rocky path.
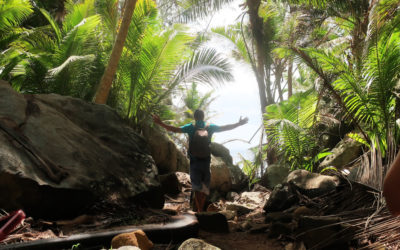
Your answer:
[1,171,400,250]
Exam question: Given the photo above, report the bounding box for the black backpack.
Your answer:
[189,124,211,159]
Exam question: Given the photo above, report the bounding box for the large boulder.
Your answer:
[211,143,248,191]
[0,80,161,219]
[319,137,363,170]
[142,125,189,174]
[210,156,232,193]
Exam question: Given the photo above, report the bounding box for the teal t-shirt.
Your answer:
[180,120,220,140]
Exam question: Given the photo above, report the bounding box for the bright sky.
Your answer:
[191,0,263,164]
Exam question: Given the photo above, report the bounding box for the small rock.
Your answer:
[238,192,266,208]
[111,230,153,250]
[178,238,221,250]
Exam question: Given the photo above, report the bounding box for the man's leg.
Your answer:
[194,191,206,212]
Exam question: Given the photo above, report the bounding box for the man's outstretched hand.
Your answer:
[238,116,249,126]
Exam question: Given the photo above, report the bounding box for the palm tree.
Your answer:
[5,0,102,98]
[0,0,33,80]
[180,82,217,124]
[94,0,138,104]
[264,89,319,170]
[286,0,400,189]
[97,0,233,129]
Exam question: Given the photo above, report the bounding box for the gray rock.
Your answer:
[237,191,267,209]
[286,169,340,197]
[0,80,161,218]
[178,238,221,250]
[142,125,189,174]
[211,142,233,165]
[260,164,290,189]
[263,184,298,213]
[210,156,232,193]
[211,143,248,191]
[319,137,362,169]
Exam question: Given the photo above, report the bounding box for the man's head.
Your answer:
[194,109,205,121]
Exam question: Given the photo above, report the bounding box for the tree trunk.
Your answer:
[287,60,293,98]
[275,63,284,102]
[94,0,138,104]
[247,0,269,114]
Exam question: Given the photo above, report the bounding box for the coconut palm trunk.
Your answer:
[247,0,270,114]
[94,0,138,104]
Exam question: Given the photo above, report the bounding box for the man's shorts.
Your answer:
[190,157,211,195]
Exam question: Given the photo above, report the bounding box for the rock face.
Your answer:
[0,80,161,218]
[142,125,189,174]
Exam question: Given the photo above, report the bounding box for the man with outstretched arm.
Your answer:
[152,109,248,212]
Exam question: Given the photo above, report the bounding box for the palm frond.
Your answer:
[156,0,235,23]
[46,54,95,77]
[174,47,233,86]
[0,0,33,33]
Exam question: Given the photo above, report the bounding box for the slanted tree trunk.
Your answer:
[94,0,138,104]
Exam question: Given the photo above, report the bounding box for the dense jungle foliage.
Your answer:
[1,0,400,189]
